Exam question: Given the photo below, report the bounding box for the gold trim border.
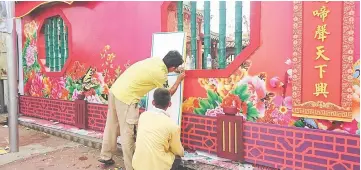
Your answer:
[16,1,74,19]
[292,1,354,122]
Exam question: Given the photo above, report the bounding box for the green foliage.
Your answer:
[246,102,259,121]
[65,76,82,99]
[231,84,250,101]
[194,90,222,115]
[294,120,305,127]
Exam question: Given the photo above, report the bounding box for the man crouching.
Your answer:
[132,88,184,170]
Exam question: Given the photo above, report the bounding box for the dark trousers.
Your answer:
[170,156,182,170]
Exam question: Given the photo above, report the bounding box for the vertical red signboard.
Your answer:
[292,1,355,122]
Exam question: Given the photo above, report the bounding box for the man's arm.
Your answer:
[169,72,185,96]
[169,127,184,157]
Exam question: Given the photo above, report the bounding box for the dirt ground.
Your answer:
[0,120,124,170]
[0,114,230,170]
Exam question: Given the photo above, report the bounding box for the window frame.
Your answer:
[160,1,261,78]
[37,9,72,77]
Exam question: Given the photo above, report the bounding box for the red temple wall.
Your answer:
[182,1,360,135]
[17,1,360,170]
[20,1,163,80]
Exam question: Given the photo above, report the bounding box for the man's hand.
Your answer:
[169,72,185,96]
[175,67,185,74]
[176,72,186,82]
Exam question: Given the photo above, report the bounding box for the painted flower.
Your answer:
[269,77,284,88]
[24,21,38,40]
[238,76,267,117]
[66,61,87,80]
[25,45,36,67]
[198,67,247,98]
[42,77,51,96]
[83,88,96,97]
[352,85,360,122]
[94,72,105,85]
[60,89,69,100]
[182,97,200,113]
[72,89,81,100]
[102,85,110,95]
[271,95,292,126]
[285,58,292,65]
[86,95,102,104]
[53,77,66,99]
[29,73,44,97]
[205,107,224,117]
[220,94,243,113]
[341,119,359,134]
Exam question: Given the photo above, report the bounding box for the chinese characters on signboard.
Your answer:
[291,1,354,122]
[313,4,330,98]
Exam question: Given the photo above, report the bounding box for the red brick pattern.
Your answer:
[19,96,75,125]
[181,113,217,154]
[18,97,360,170]
[87,103,107,131]
[181,113,360,170]
[244,122,360,170]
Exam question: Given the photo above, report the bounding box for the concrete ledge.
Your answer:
[18,119,226,170]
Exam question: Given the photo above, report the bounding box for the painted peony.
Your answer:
[220,94,242,112]
[25,45,36,67]
[238,76,267,117]
[29,73,44,97]
[271,95,292,126]
[205,107,224,117]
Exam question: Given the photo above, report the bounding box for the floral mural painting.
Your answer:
[22,20,128,104]
[182,59,361,135]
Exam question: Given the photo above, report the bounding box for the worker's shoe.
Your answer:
[98,158,115,165]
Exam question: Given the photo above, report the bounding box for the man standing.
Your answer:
[132,88,184,170]
[99,50,185,170]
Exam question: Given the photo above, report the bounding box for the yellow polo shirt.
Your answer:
[110,57,168,105]
[132,109,184,170]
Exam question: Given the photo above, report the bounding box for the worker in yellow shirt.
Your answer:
[98,50,185,170]
[132,88,184,170]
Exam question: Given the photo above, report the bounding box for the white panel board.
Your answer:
[146,32,186,125]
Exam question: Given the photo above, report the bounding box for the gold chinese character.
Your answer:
[313,6,330,22]
[313,82,329,98]
[315,46,330,61]
[314,24,330,42]
[314,64,327,78]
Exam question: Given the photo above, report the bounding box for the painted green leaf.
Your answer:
[217,95,223,103]
[207,98,214,108]
[207,90,220,107]
[207,90,219,101]
[294,120,305,127]
[194,108,206,115]
[240,93,250,101]
[247,102,253,109]
[235,84,247,95]
[247,105,259,122]
[199,99,210,109]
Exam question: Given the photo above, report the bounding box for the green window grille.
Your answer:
[44,16,68,72]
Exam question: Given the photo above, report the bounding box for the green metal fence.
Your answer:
[177,1,248,70]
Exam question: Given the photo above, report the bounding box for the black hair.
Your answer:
[162,50,184,68]
[153,88,171,109]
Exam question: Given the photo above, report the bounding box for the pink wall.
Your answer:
[23,1,163,69]
[247,2,294,96]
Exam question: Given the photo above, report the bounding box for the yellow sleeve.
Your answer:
[169,127,184,157]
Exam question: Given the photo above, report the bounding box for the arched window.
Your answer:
[43,16,68,72]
